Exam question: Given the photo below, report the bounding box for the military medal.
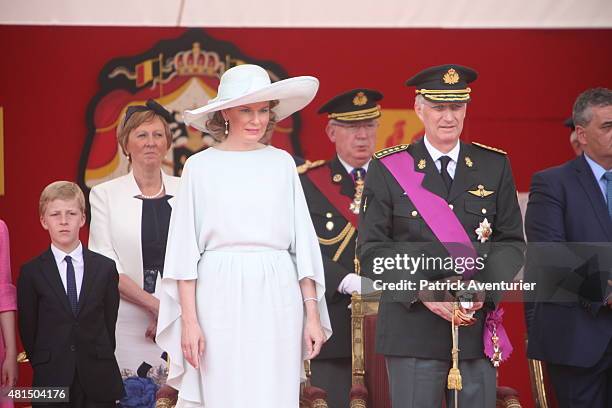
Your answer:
[475,218,492,243]
[490,326,503,367]
[350,178,364,214]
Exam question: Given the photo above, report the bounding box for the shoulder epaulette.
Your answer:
[297,159,326,174]
[373,144,410,159]
[472,142,507,155]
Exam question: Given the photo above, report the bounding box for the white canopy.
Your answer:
[1,0,611,28]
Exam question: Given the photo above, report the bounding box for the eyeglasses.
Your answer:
[332,122,379,131]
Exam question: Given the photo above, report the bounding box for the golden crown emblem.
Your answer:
[443,68,460,85]
[353,92,368,106]
[174,42,223,76]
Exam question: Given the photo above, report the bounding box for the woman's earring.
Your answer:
[224,120,229,135]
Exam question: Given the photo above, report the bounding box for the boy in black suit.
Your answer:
[18,181,124,407]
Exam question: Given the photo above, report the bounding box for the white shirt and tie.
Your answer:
[423,135,460,179]
[337,156,370,175]
[50,242,84,300]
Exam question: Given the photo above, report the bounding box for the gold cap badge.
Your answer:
[443,68,460,85]
[353,91,368,106]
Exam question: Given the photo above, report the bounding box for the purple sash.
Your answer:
[379,151,512,364]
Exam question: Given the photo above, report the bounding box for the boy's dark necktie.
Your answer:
[65,255,78,315]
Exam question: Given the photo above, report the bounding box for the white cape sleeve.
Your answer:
[156,159,204,407]
[289,163,333,365]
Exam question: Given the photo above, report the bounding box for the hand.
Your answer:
[421,300,476,326]
[303,315,326,360]
[338,273,374,295]
[145,316,157,341]
[456,281,486,314]
[420,276,476,326]
[181,320,205,369]
[0,353,18,389]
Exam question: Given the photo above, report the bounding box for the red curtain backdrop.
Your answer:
[1,26,611,407]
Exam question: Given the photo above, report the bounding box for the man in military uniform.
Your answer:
[299,88,383,407]
[357,65,525,407]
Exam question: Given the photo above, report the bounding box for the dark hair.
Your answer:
[206,100,280,141]
[572,87,612,128]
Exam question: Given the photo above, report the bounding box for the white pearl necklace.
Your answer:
[140,182,165,199]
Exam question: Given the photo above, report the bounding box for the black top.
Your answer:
[139,195,172,270]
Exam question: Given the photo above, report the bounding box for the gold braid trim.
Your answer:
[297,159,326,174]
[330,110,381,122]
[472,142,507,155]
[416,87,471,94]
[328,105,380,120]
[318,222,353,245]
[332,225,356,262]
[424,94,470,101]
[317,222,356,261]
[373,144,410,159]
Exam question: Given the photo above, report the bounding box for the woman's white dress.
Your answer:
[156,146,332,408]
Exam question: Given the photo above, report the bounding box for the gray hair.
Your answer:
[572,87,612,128]
[415,94,425,106]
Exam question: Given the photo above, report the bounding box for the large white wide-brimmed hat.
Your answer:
[183,64,319,132]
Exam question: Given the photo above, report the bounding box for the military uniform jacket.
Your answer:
[358,139,525,360]
[299,156,358,359]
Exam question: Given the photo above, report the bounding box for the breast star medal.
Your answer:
[475,218,492,243]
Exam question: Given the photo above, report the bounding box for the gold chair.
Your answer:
[300,360,329,408]
[526,335,557,408]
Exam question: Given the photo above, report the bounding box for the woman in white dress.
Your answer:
[156,64,332,407]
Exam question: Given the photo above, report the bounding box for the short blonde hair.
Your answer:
[39,181,86,216]
[117,110,172,160]
[205,100,280,141]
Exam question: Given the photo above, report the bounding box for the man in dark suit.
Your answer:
[18,181,124,407]
[298,89,382,407]
[357,65,525,407]
[525,87,612,408]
